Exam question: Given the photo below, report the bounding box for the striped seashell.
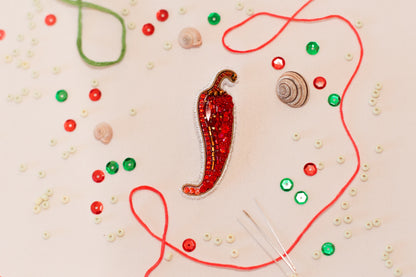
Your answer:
[276,71,309,108]
[94,122,113,145]
[178,27,202,49]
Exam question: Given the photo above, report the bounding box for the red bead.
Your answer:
[304,163,317,176]
[271,57,285,70]
[89,88,102,101]
[64,119,76,132]
[313,76,327,89]
[90,201,103,215]
[182,238,196,252]
[142,23,155,36]
[92,170,105,183]
[156,9,169,22]
[0,29,5,40]
[45,14,57,26]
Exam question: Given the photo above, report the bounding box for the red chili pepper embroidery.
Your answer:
[182,69,237,197]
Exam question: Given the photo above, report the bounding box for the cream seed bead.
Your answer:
[41,201,49,209]
[29,22,36,30]
[349,187,357,196]
[129,0,138,5]
[61,151,70,160]
[33,205,41,214]
[203,233,212,241]
[372,90,381,98]
[146,61,154,69]
[69,146,77,154]
[110,196,118,204]
[382,252,390,261]
[33,91,42,99]
[343,215,352,224]
[4,55,13,63]
[121,8,129,16]
[385,244,393,253]
[94,216,102,224]
[236,2,244,10]
[393,268,403,277]
[214,237,222,245]
[360,173,368,182]
[314,139,323,149]
[46,188,53,196]
[127,22,136,30]
[42,232,50,240]
[38,170,46,178]
[368,98,377,106]
[341,201,350,210]
[333,217,342,226]
[372,107,381,115]
[246,8,254,16]
[31,38,39,45]
[355,20,363,28]
[163,42,172,50]
[344,230,352,239]
[27,12,34,19]
[14,95,23,103]
[35,197,43,205]
[164,252,173,261]
[107,233,116,242]
[337,155,345,164]
[230,249,239,258]
[372,218,382,227]
[81,109,88,117]
[61,195,70,204]
[312,250,321,260]
[116,228,125,237]
[375,145,384,153]
[365,221,373,230]
[226,234,235,243]
[32,71,40,79]
[52,66,61,74]
[41,194,49,201]
[91,79,99,87]
[17,34,24,42]
[361,163,369,171]
[345,53,353,61]
[385,259,393,268]
[21,88,30,96]
[292,132,300,141]
[7,94,14,101]
[178,7,187,14]
[317,162,324,170]
[375,83,383,90]
[49,138,57,146]
[19,163,28,172]
[129,108,137,116]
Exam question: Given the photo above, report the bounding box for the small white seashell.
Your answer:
[178,27,202,49]
[94,122,113,145]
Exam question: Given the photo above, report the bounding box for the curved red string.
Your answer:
[130,0,363,274]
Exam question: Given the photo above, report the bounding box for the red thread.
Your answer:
[130,0,363,274]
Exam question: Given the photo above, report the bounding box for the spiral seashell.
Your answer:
[178,27,202,49]
[94,122,113,145]
[276,71,309,108]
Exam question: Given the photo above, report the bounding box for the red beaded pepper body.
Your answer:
[182,70,237,197]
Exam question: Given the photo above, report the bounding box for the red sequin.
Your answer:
[182,238,196,252]
[0,29,5,40]
[142,23,155,36]
[304,163,317,176]
[45,14,57,26]
[89,88,102,101]
[90,201,103,215]
[313,76,327,89]
[92,170,105,183]
[64,119,76,132]
[271,57,285,70]
[156,9,169,22]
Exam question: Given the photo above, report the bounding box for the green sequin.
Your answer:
[294,191,308,204]
[328,94,341,107]
[280,178,294,192]
[208,12,221,25]
[123,157,136,171]
[321,242,335,256]
[306,41,319,55]
[56,90,68,102]
[106,161,119,174]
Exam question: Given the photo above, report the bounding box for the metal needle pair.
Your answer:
[238,199,297,275]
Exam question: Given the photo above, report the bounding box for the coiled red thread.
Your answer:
[129,0,363,275]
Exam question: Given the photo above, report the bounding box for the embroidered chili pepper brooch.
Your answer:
[182,69,237,197]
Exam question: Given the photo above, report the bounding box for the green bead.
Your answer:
[328,94,341,107]
[56,89,68,102]
[280,178,294,192]
[321,242,335,256]
[208,12,221,25]
[106,161,119,175]
[294,191,308,205]
[306,41,319,55]
[123,157,136,171]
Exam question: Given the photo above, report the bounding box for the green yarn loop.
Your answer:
[59,0,127,67]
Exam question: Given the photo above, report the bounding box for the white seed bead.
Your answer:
[110,196,118,204]
[31,38,39,45]
[236,2,244,10]
[393,268,403,277]
[178,7,187,14]
[33,205,41,214]
[42,232,50,240]
[14,95,23,103]
[355,20,363,28]
[226,234,235,243]
[81,109,88,118]
[385,244,393,253]
[127,22,136,30]
[17,34,24,41]
[146,62,154,69]
[314,139,323,149]
[33,90,42,99]
[214,237,222,245]
[372,90,381,98]
[375,83,383,90]
[49,138,57,146]
[372,107,381,115]
[292,132,300,141]
[349,187,357,196]
[29,21,36,30]
[164,252,173,261]
[32,71,39,79]
[343,215,352,224]
[230,249,239,258]
[52,66,61,74]
[41,201,49,209]
[361,163,369,171]
[368,98,377,106]
[94,216,102,224]
[38,170,46,178]
[41,194,49,201]
[35,197,43,205]
[385,259,393,268]
[121,8,129,16]
[107,233,116,242]
[372,218,382,227]
[129,108,137,116]
[364,221,373,230]
[345,53,353,61]
[246,8,254,16]
[360,173,368,182]
[91,79,99,87]
[129,0,137,5]
[21,88,30,96]
[61,151,70,160]
[375,145,384,153]
[61,195,70,204]
[116,228,125,237]
[163,42,172,50]
[337,155,345,164]
[312,250,321,260]
[382,252,389,261]
[203,233,212,241]
[341,201,350,210]
[69,146,77,154]
[344,230,352,239]
[317,162,324,170]
[27,12,34,19]
[333,217,342,226]
[19,163,28,172]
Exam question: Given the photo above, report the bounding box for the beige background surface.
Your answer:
[0,0,415,276]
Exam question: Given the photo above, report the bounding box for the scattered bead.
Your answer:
[38,170,46,178]
[341,201,350,210]
[208,12,221,25]
[21,88,30,96]
[52,66,61,74]
[361,163,369,171]
[349,187,357,196]
[214,237,222,245]
[156,9,169,22]
[41,201,49,209]
[178,7,187,15]
[92,170,105,183]
[18,163,28,172]
[164,252,173,261]
[56,89,68,102]
[360,173,368,182]
[236,2,244,10]
[81,109,88,117]
[69,146,77,154]
[123,157,136,171]
[372,90,380,98]
[365,221,373,230]
[27,50,35,58]
[29,22,36,30]
[33,205,41,214]
[32,71,40,79]
[312,250,321,260]
[382,252,390,261]
[121,8,129,16]
[343,215,352,224]
[128,22,136,30]
[369,98,377,106]
[94,122,113,145]
[142,23,155,36]
[90,201,103,215]
[345,53,353,61]
[313,76,327,89]
[46,188,53,197]
[333,217,342,226]
[129,108,137,116]
[107,233,116,242]
[45,14,57,26]
[31,38,39,45]
[317,162,325,170]
[4,55,13,63]
[304,163,317,176]
[321,242,335,256]
[372,218,382,227]
[17,34,25,42]
[41,194,49,201]
[14,95,23,103]
[314,139,323,149]
[294,191,308,205]
[49,138,57,146]
[146,61,154,69]
[292,132,300,141]
[106,161,119,175]
[91,79,99,87]
[226,234,235,243]
[163,41,172,50]
[231,249,239,258]
[89,88,102,101]
[203,233,212,241]
[271,57,285,70]
[328,93,341,107]
[35,197,43,205]
[116,228,125,237]
[27,12,34,19]
[375,145,384,153]
[246,8,254,16]
[94,216,102,224]
[182,238,196,252]
[372,107,381,115]
[7,94,14,101]
[336,156,345,164]
[280,178,294,192]
[61,195,70,204]
[64,119,76,132]
[129,0,137,5]
[375,83,383,90]
[306,41,319,55]
[42,232,51,240]
[385,244,393,253]
[110,196,118,204]
[344,230,352,239]
[355,20,363,28]
[385,259,393,268]
[393,268,403,277]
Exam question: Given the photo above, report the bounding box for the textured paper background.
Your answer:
[0,0,415,276]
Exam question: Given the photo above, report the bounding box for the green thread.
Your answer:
[59,0,126,67]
